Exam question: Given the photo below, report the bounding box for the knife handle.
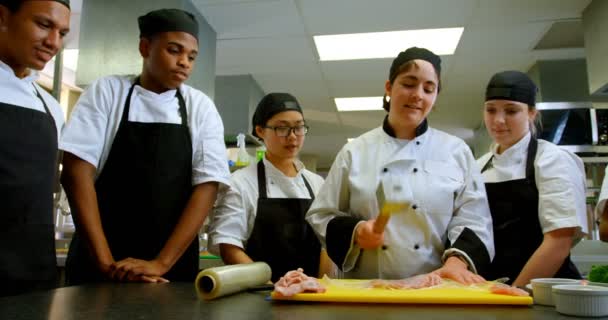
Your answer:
[373,213,390,234]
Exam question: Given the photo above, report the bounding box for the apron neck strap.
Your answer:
[31,84,56,129]
[256,160,314,200]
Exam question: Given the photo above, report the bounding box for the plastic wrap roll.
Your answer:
[195,262,272,300]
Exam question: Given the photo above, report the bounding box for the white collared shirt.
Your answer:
[0,60,64,137]
[306,126,494,279]
[208,158,325,254]
[59,75,230,186]
[477,132,588,236]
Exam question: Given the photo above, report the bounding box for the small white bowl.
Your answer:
[553,284,608,317]
[530,278,580,306]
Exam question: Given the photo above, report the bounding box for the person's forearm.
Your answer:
[219,243,254,265]
[61,153,114,270]
[513,233,573,287]
[318,249,334,278]
[155,182,219,272]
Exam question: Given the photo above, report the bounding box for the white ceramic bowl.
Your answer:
[553,284,608,317]
[530,278,580,306]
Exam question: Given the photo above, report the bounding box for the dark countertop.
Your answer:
[0,283,606,320]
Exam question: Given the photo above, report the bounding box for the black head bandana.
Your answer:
[485,70,537,106]
[251,93,303,138]
[0,0,70,10]
[383,47,442,111]
[138,8,199,41]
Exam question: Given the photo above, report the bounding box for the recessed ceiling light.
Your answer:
[314,27,464,61]
[335,97,384,112]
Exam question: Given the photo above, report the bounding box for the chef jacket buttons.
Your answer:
[381,245,388,250]
[414,244,420,250]
[413,168,418,173]
[416,141,420,145]
[383,168,388,173]
[412,204,418,210]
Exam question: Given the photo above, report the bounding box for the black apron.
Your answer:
[66,78,198,284]
[481,138,580,284]
[245,161,321,282]
[0,86,58,296]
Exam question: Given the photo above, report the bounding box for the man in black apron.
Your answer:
[0,0,70,296]
[480,71,582,286]
[61,9,226,284]
[211,93,326,282]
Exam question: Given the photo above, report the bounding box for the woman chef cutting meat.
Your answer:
[306,47,494,283]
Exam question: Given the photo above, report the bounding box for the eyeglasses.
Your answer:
[263,125,309,137]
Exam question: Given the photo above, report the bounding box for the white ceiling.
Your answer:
[193,0,591,168]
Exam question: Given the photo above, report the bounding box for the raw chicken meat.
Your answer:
[273,268,326,297]
[489,283,530,296]
[369,273,443,289]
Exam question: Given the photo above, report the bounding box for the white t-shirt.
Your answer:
[59,75,230,186]
[477,132,588,236]
[208,158,325,255]
[0,60,64,137]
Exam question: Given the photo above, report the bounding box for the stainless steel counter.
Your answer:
[0,283,605,320]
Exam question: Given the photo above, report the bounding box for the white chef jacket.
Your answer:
[478,132,588,237]
[597,167,608,219]
[306,125,495,279]
[0,60,64,137]
[59,75,230,187]
[208,157,325,255]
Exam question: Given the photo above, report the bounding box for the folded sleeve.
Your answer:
[59,78,112,168]
[536,146,587,236]
[191,96,230,187]
[207,178,251,255]
[306,147,363,271]
[444,144,494,275]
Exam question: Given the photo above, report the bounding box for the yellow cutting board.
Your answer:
[271,279,533,305]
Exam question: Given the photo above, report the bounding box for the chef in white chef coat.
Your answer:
[477,71,587,287]
[306,47,494,283]
[60,9,230,284]
[209,93,334,282]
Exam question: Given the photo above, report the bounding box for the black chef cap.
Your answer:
[485,70,537,106]
[252,93,303,138]
[383,47,442,111]
[0,0,70,11]
[389,47,441,83]
[138,8,199,41]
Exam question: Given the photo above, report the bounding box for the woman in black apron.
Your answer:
[210,93,332,282]
[478,71,586,287]
[61,9,222,284]
[0,0,70,296]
